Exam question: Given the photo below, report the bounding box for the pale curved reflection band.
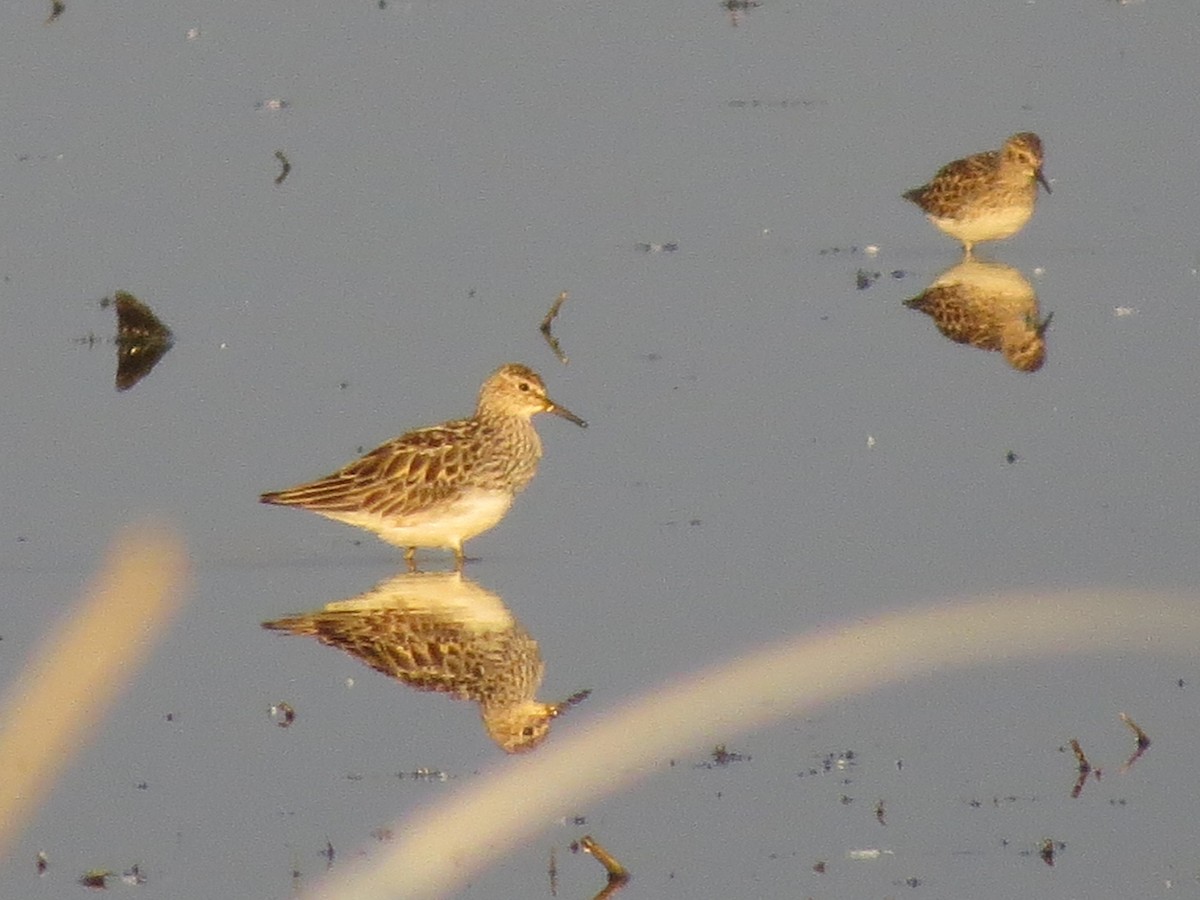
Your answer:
[307,589,1197,900]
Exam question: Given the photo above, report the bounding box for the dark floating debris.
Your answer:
[548,846,558,897]
[904,259,1051,373]
[1039,838,1060,867]
[46,1,65,23]
[728,98,825,109]
[855,267,907,290]
[540,290,571,365]
[270,701,296,728]
[573,835,631,897]
[798,748,858,778]
[111,290,174,391]
[1119,711,1151,772]
[696,743,750,768]
[263,571,590,753]
[874,799,887,825]
[635,242,678,253]
[36,850,48,876]
[274,150,291,185]
[78,868,111,889]
[721,0,761,26]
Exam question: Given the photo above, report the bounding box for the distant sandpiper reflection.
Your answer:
[905,258,1052,372]
[904,132,1050,255]
[260,363,586,568]
[263,571,590,753]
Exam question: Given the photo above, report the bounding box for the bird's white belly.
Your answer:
[932,204,1033,244]
[323,489,515,550]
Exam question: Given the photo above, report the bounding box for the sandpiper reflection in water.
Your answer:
[260,363,586,569]
[263,571,590,753]
[904,132,1051,255]
[904,258,1052,372]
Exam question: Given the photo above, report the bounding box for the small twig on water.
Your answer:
[1119,712,1151,772]
[274,150,292,185]
[1067,738,1097,798]
[540,290,571,365]
[573,835,630,898]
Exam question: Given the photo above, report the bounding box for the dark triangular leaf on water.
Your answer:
[114,290,172,342]
[113,291,174,391]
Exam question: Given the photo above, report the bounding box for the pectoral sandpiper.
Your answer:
[261,363,586,567]
[904,132,1050,255]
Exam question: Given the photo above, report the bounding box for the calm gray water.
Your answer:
[2,0,1199,896]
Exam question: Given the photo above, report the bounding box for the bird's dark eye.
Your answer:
[522,726,534,736]
[518,382,530,392]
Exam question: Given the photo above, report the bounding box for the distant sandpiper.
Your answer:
[904,132,1050,255]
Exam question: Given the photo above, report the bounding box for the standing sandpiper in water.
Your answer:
[260,363,586,568]
[904,132,1051,255]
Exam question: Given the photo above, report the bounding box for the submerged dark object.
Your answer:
[113,290,174,391]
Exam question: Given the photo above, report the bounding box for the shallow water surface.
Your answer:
[2,0,1199,896]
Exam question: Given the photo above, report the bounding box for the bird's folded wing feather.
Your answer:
[263,422,478,518]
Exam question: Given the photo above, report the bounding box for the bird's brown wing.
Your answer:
[905,150,999,212]
[260,421,479,520]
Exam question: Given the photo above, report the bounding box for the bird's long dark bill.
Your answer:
[1036,170,1052,194]
[550,689,592,717]
[548,402,588,428]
